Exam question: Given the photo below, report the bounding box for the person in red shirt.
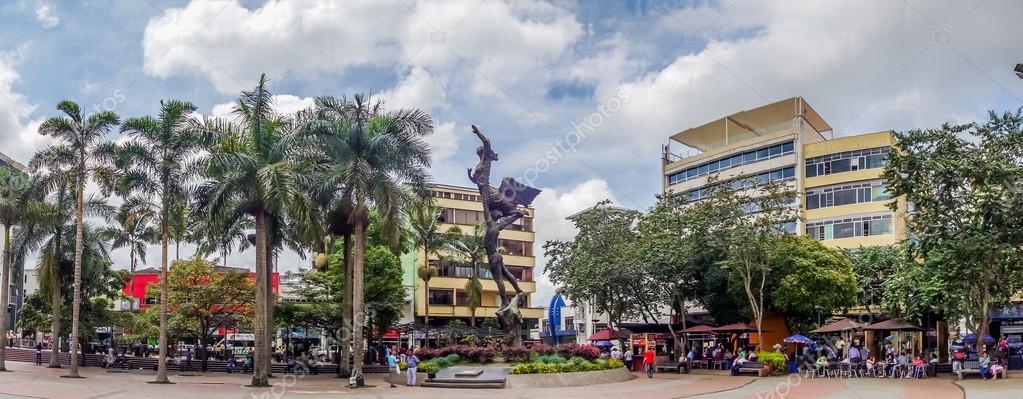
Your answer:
[643,346,656,378]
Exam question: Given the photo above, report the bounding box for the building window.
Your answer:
[805,180,890,210]
[431,260,533,282]
[805,214,893,241]
[428,289,453,305]
[564,317,574,331]
[499,239,533,257]
[667,141,794,186]
[684,166,796,202]
[455,291,469,306]
[541,319,550,334]
[805,147,890,178]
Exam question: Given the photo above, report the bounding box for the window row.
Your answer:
[805,147,890,178]
[686,166,796,202]
[440,208,533,232]
[428,289,532,307]
[430,190,482,203]
[805,214,893,241]
[667,141,794,186]
[429,260,533,282]
[805,181,890,210]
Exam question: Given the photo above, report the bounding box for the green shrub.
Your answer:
[758,351,787,374]
[536,355,567,364]
[418,361,440,374]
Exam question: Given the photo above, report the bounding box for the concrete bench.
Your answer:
[956,360,1007,380]
[736,361,765,377]
[655,361,689,374]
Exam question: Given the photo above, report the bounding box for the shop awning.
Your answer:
[711,322,757,332]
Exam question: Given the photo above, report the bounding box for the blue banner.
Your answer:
[548,294,566,337]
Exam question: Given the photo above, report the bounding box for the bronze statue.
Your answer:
[467,125,541,346]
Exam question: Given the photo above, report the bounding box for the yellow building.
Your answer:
[409,184,544,332]
[662,97,905,248]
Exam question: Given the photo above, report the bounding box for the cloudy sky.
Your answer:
[1,0,1021,305]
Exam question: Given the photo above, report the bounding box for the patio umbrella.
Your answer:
[594,340,613,347]
[809,319,865,334]
[963,334,996,345]
[783,334,813,345]
[710,322,757,332]
[680,325,715,334]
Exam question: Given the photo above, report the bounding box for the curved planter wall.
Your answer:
[505,367,634,389]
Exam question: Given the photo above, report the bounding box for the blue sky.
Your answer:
[1,0,1022,303]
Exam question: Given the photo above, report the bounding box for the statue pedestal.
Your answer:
[497,293,525,347]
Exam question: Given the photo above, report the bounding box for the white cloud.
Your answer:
[141,0,583,94]
[35,3,59,29]
[0,48,49,164]
[530,178,618,306]
[376,67,448,113]
[428,121,458,162]
[209,94,314,119]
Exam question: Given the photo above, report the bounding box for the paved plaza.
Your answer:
[1,361,1018,399]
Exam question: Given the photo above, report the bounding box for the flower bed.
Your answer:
[510,355,624,374]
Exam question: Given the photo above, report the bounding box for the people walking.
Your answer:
[184,347,193,371]
[406,352,419,386]
[386,351,398,388]
[643,346,656,378]
[34,342,43,365]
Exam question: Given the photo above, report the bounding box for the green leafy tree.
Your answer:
[159,257,255,371]
[34,101,120,377]
[769,235,858,332]
[844,245,902,314]
[545,201,658,329]
[364,246,404,348]
[298,94,432,374]
[884,110,1023,352]
[704,177,797,343]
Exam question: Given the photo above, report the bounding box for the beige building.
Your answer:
[406,184,544,333]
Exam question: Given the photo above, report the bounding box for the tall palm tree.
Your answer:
[12,167,111,368]
[99,205,158,311]
[447,224,486,327]
[0,168,47,370]
[194,75,308,387]
[116,99,204,384]
[35,100,119,378]
[405,202,450,345]
[300,94,432,374]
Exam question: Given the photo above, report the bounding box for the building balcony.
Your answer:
[426,276,536,293]
[422,304,545,320]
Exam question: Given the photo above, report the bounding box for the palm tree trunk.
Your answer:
[0,225,12,371]
[423,277,431,348]
[48,243,61,368]
[67,175,85,378]
[339,233,352,377]
[153,216,171,383]
[264,244,274,377]
[352,218,366,376]
[250,211,270,387]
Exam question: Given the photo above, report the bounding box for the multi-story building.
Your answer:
[403,184,544,340]
[662,96,907,248]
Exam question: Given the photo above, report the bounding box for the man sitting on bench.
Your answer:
[677,348,693,374]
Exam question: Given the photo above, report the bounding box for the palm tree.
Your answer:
[405,202,450,345]
[116,99,204,384]
[12,168,111,368]
[447,224,486,327]
[299,94,432,375]
[99,205,158,311]
[196,214,253,268]
[35,100,119,378]
[193,75,308,387]
[0,168,47,370]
